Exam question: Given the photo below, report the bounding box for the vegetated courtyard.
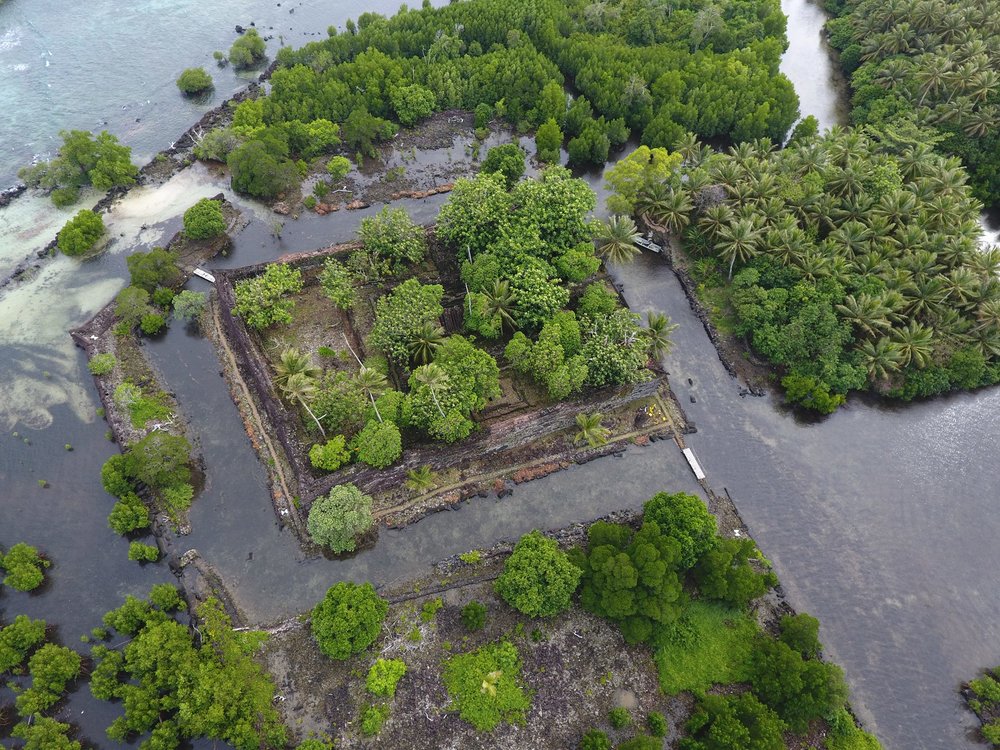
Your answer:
[214,163,683,552]
[260,490,881,750]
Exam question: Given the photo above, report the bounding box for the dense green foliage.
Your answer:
[237,0,797,172]
[366,658,407,697]
[15,643,81,717]
[825,0,1000,205]
[636,129,1000,411]
[183,198,226,239]
[1,543,50,591]
[19,129,137,206]
[681,692,786,750]
[57,209,105,256]
[569,520,684,644]
[442,640,530,731]
[643,491,718,570]
[228,137,299,198]
[309,435,351,471]
[127,246,182,292]
[0,615,47,673]
[100,432,195,520]
[311,582,388,660]
[358,206,426,274]
[11,716,82,750]
[494,530,581,617]
[353,419,402,468]
[693,536,777,608]
[750,634,849,732]
[176,67,213,94]
[481,143,526,188]
[967,665,1000,746]
[234,263,304,328]
[306,483,374,552]
[229,28,266,69]
[319,257,356,309]
[127,541,160,562]
[93,593,287,749]
[369,278,444,366]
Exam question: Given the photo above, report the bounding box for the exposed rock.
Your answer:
[345,199,369,210]
[272,202,291,215]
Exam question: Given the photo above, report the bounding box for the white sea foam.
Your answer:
[0,27,23,52]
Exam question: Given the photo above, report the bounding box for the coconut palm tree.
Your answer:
[480,279,517,332]
[857,337,904,385]
[409,321,445,365]
[405,465,436,492]
[836,293,893,339]
[645,311,678,360]
[891,320,935,368]
[638,186,691,234]
[594,215,641,265]
[574,412,609,448]
[273,347,320,391]
[715,218,761,279]
[355,366,388,422]
[412,362,450,418]
[281,371,325,437]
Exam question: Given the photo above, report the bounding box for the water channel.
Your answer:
[1,1,999,748]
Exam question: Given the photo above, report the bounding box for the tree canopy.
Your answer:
[494,530,582,617]
[19,129,138,206]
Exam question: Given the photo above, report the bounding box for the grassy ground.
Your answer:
[654,599,757,695]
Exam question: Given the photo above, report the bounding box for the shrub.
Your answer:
[311,582,388,660]
[442,641,530,731]
[494,530,581,617]
[161,483,195,515]
[354,419,402,468]
[579,729,612,750]
[127,247,181,292]
[176,67,213,94]
[359,206,426,272]
[148,583,184,611]
[617,737,661,750]
[228,139,298,199]
[1,543,50,591]
[609,706,631,729]
[152,286,175,307]
[577,282,619,318]
[327,155,352,180]
[319,257,355,310]
[647,711,668,737]
[20,129,137,206]
[474,103,492,129]
[308,435,351,471]
[779,613,822,659]
[360,704,390,737]
[693,537,777,609]
[108,493,151,535]
[233,263,303,329]
[295,738,335,750]
[229,29,265,69]
[643,491,717,570]
[307,483,374,553]
[183,198,226,239]
[123,431,193,491]
[57,209,104,256]
[101,454,133,497]
[461,601,487,631]
[0,615,47,673]
[87,353,116,375]
[481,143,526,188]
[128,541,159,562]
[172,290,207,322]
[366,658,407,697]
[824,708,881,750]
[140,312,166,335]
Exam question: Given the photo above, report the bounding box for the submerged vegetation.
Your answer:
[612,130,1000,412]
